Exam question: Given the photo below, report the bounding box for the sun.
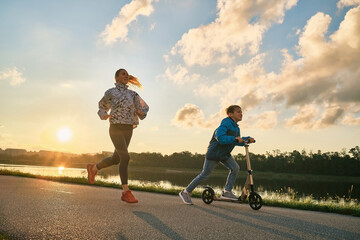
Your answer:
[56,127,73,142]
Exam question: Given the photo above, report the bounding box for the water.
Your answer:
[1,164,358,201]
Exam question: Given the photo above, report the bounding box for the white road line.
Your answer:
[40,188,73,194]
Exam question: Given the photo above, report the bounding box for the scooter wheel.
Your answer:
[202,187,215,204]
[249,192,262,210]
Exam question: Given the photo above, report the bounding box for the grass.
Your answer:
[1,169,359,217]
[0,233,10,240]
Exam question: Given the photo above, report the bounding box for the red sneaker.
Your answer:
[87,164,97,184]
[121,190,138,203]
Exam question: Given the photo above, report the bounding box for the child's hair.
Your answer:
[115,68,143,89]
[226,105,241,115]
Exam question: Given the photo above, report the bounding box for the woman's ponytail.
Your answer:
[128,75,143,89]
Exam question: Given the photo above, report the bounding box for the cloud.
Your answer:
[172,103,221,129]
[194,53,269,111]
[0,124,3,128]
[244,111,278,130]
[161,65,200,85]
[273,7,360,106]
[172,3,360,130]
[342,114,360,125]
[0,67,26,86]
[267,5,360,128]
[318,105,345,127]
[284,105,319,129]
[100,0,158,45]
[285,105,345,130]
[170,0,298,66]
[173,103,277,131]
[337,0,360,8]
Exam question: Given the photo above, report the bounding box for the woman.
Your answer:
[87,68,149,203]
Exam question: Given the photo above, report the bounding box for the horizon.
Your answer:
[1,145,359,157]
[1,0,359,156]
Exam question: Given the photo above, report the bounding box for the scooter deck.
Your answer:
[213,195,247,203]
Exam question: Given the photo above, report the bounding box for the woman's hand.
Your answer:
[249,138,255,143]
[235,137,243,143]
[137,110,145,117]
[102,114,110,120]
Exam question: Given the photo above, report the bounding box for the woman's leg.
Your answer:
[109,125,138,203]
[95,151,120,170]
[221,156,240,192]
[108,124,133,186]
[185,158,218,193]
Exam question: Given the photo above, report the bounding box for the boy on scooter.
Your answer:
[179,105,255,205]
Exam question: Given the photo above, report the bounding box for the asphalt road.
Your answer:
[1,175,359,240]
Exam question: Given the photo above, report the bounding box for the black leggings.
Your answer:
[96,124,133,185]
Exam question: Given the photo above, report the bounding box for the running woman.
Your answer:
[87,68,149,203]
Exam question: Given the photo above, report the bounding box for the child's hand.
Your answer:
[235,137,243,143]
[249,138,255,143]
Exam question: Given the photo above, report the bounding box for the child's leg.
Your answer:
[221,156,240,192]
[185,158,218,193]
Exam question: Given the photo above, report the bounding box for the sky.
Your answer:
[0,0,359,156]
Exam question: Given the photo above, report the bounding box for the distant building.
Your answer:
[38,150,77,158]
[4,148,27,156]
[26,151,40,156]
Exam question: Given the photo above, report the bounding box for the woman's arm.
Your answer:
[134,94,149,120]
[97,91,111,120]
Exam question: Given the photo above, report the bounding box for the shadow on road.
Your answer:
[133,211,185,240]
[194,205,304,240]
[115,232,128,240]
[194,205,360,240]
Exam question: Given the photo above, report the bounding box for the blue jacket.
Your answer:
[205,117,250,161]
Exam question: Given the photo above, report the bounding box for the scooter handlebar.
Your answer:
[243,138,255,144]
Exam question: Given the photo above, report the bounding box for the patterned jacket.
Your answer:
[97,83,149,126]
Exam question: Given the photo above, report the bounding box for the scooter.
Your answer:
[201,139,263,210]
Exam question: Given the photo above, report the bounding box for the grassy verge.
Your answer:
[1,169,359,217]
[0,232,10,240]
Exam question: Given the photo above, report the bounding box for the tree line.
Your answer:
[1,146,359,177]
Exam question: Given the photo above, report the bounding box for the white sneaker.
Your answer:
[220,190,238,200]
[179,190,193,205]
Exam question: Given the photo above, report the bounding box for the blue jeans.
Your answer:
[185,156,240,193]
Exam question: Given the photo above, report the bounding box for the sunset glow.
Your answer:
[58,166,64,174]
[56,128,73,143]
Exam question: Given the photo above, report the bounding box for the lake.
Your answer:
[1,164,358,201]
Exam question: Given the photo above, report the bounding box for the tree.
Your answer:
[349,146,360,161]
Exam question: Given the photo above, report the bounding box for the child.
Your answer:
[87,68,149,203]
[179,105,254,205]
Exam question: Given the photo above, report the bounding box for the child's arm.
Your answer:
[235,136,250,146]
[214,121,236,145]
[97,90,111,120]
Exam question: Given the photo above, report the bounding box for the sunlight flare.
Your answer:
[56,127,73,142]
[58,166,64,174]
